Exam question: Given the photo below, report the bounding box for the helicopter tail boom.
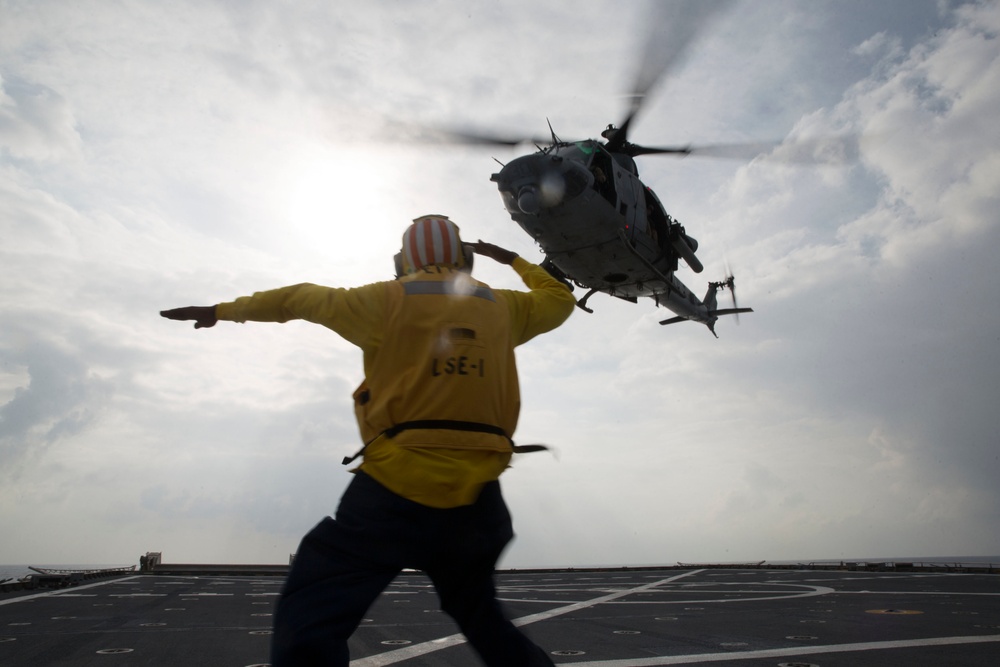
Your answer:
[657,307,753,327]
[658,273,753,336]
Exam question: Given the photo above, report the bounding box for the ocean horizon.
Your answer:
[3,555,999,583]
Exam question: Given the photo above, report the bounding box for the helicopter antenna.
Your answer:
[492,157,507,168]
[546,118,561,146]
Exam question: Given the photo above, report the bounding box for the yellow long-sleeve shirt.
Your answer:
[215,257,575,507]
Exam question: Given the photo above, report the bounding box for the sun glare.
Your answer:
[278,145,404,279]
[286,148,372,234]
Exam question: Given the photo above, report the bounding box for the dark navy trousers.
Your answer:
[270,471,555,666]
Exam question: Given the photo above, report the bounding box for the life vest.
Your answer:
[348,269,520,460]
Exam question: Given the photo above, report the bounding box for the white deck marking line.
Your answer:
[499,583,835,606]
[509,571,704,628]
[0,575,142,607]
[565,634,1000,666]
[349,571,704,666]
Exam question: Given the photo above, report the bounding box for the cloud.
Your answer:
[500,0,1000,566]
[0,75,82,162]
[0,331,113,476]
[2,1,999,568]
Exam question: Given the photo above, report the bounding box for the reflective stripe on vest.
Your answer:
[403,280,496,301]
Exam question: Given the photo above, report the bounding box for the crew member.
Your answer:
[160,215,575,666]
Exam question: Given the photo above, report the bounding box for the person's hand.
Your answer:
[470,240,518,265]
[160,306,218,329]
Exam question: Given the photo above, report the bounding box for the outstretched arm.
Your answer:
[160,283,388,349]
[160,305,218,329]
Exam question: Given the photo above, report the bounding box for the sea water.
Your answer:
[0,564,134,582]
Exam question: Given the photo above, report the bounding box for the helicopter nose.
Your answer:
[492,152,580,217]
[517,170,566,214]
[517,186,541,214]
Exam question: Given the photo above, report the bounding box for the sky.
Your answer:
[1,0,998,569]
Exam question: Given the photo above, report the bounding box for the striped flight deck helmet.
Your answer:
[395,215,473,276]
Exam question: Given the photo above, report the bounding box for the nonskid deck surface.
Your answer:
[1,568,999,666]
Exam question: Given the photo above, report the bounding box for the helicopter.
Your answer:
[425,2,759,337]
[487,122,753,337]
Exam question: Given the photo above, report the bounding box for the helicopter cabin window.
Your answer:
[611,153,638,175]
[589,150,617,206]
[643,189,671,261]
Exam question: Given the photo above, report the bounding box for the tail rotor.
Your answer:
[707,263,753,330]
[723,262,742,325]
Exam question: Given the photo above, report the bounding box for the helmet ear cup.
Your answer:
[393,252,404,278]
[461,244,475,273]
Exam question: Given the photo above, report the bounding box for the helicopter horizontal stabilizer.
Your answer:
[710,308,755,317]
[658,315,687,326]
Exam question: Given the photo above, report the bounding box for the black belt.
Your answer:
[341,420,546,465]
[384,419,508,440]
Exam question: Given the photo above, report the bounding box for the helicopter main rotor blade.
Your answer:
[627,135,864,165]
[626,144,694,157]
[608,0,735,152]
[366,117,552,148]
[418,127,552,148]
[621,139,779,159]
[626,141,777,159]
